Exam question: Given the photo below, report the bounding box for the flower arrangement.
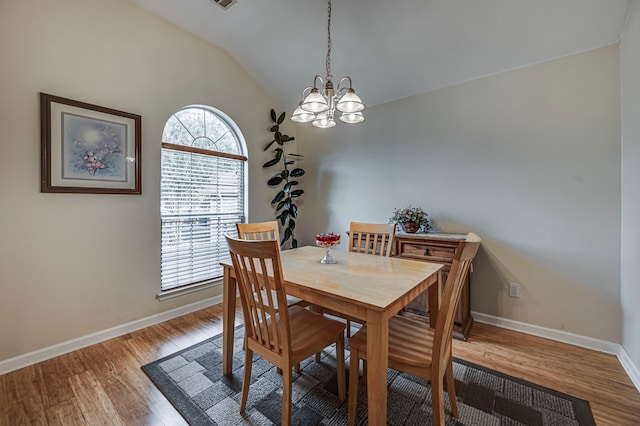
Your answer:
[389,206,431,233]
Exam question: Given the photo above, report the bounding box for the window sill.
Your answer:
[157,278,223,301]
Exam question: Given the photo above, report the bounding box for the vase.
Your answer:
[316,239,339,264]
[401,221,420,233]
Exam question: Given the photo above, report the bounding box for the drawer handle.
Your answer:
[424,248,430,256]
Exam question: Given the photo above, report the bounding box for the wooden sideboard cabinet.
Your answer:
[395,232,476,340]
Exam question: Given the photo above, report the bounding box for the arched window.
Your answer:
[160,105,247,293]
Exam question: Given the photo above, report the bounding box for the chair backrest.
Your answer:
[348,222,396,256]
[236,221,279,242]
[433,232,481,374]
[226,236,292,356]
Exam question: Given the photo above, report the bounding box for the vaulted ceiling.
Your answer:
[133,0,632,111]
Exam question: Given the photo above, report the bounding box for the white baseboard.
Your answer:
[472,311,640,392]
[617,344,640,392]
[0,295,222,376]
[471,311,620,353]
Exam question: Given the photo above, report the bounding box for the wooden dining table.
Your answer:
[220,245,443,426]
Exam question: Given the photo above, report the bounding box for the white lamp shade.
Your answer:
[339,111,365,124]
[291,106,316,123]
[301,89,330,113]
[312,113,336,128]
[336,89,365,113]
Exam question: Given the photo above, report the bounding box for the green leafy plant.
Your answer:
[263,109,305,248]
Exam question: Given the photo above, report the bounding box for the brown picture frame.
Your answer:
[40,93,142,194]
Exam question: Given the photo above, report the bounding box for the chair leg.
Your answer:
[346,319,351,338]
[312,305,326,363]
[282,366,292,426]
[294,363,301,373]
[240,348,253,413]
[348,348,360,426]
[336,335,346,401]
[446,359,459,418]
[362,360,367,385]
[431,375,445,426]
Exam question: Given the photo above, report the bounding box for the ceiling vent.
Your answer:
[210,0,237,10]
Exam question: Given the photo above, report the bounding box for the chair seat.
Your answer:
[287,306,346,361]
[255,305,346,362]
[349,315,435,369]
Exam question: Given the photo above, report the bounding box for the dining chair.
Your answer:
[226,236,346,426]
[236,221,307,372]
[236,220,280,242]
[348,221,396,256]
[347,232,481,426]
[236,221,306,308]
[324,222,396,337]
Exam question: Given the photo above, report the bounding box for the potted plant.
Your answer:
[389,206,431,233]
[263,109,305,248]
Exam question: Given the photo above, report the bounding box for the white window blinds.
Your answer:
[160,106,247,292]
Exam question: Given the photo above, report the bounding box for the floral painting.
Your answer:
[40,93,141,194]
[62,113,128,182]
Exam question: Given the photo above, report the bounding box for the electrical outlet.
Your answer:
[508,282,521,298]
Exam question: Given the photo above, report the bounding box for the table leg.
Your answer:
[427,271,443,328]
[366,310,388,426]
[222,267,237,375]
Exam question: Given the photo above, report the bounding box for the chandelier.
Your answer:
[291,0,365,128]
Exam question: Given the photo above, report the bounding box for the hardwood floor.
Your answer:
[1,303,639,425]
[452,323,640,425]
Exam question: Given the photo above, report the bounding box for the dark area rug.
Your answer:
[142,325,596,425]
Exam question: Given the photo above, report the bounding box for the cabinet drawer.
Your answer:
[397,242,456,262]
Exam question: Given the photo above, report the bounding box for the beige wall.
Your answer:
[621,1,640,368]
[0,0,279,361]
[298,45,622,343]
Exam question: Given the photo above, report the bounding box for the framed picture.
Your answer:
[40,93,142,194]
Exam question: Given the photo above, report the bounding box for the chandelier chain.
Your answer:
[326,0,332,80]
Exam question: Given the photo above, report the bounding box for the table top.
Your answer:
[222,245,443,312]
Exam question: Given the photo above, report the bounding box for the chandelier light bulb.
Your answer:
[312,112,336,128]
[291,104,316,123]
[301,88,330,113]
[338,111,365,124]
[336,89,365,113]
